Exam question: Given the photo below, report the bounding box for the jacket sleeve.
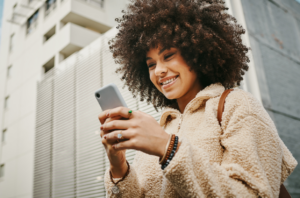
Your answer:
[104,152,143,198]
[162,91,297,198]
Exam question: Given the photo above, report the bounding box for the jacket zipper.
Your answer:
[178,114,183,131]
[177,98,195,133]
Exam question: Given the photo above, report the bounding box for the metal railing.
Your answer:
[79,0,104,8]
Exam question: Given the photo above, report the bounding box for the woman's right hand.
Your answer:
[98,111,128,178]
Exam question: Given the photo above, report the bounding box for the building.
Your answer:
[241,1,300,197]
[0,0,299,198]
[0,0,4,45]
[0,0,129,197]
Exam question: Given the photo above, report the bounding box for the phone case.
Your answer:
[94,83,127,111]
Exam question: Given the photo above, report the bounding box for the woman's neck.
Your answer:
[176,83,203,113]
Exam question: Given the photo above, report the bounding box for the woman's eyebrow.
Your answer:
[158,47,167,55]
[146,47,168,60]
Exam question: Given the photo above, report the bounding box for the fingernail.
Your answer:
[103,135,106,139]
[106,112,110,117]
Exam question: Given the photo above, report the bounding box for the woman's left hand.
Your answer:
[101,107,170,158]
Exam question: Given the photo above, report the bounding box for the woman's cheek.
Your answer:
[149,73,160,91]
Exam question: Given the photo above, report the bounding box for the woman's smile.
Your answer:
[146,46,202,112]
[160,75,179,90]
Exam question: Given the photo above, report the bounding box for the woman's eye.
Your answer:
[164,53,175,59]
[148,64,156,68]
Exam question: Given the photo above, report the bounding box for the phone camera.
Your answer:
[96,93,100,98]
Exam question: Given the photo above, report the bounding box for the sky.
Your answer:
[0,0,4,47]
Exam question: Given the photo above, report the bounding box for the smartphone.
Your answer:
[95,83,127,111]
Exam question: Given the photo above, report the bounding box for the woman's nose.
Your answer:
[155,62,167,76]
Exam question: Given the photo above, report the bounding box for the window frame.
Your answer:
[27,9,39,35]
[0,164,4,178]
[4,96,9,110]
[9,34,15,53]
[2,129,7,143]
[7,65,12,78]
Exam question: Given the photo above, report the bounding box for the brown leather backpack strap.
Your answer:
[217,89,234,125]
[217,89,291,198]
[279,184,291,198]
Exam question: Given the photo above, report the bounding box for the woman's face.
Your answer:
[146,47,201,100]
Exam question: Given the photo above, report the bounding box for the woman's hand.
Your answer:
[98,112,127,178]
[101,107,170,158]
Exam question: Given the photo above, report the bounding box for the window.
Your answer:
[7,65,12,77]
[46,0,56,11]
[81,0,104,8]
[43,57,55,73]
[0,164,4,178]
[44,25,56,43]
[4,96,9,109]
[2,129,6,142]
[45,0,57,16]
[12,4,17,21]
[27,10,39,34]
[9,34,15,52]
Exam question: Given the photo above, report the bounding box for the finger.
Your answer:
[104,130,131,143]
[100,129,104,138]
[101,116,124,136]
[102,120,131,131]
[113,139,135,150]
[98,109,111,124]
[104,115,123,124]
[107,106,134,119]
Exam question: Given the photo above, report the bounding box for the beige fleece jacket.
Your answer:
[104,83,297,198]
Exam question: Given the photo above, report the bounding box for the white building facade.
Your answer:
[0,0,263,198]
[0,0,128,197]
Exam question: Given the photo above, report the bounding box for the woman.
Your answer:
[98,0,297,197]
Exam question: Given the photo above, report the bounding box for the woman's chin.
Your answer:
[163,92,180,100]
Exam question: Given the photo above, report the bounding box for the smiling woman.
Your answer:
[98,0,297,197]
[109,0,250,110]
[146,47,202,112]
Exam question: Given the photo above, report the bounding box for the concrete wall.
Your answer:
[241,0,300,196]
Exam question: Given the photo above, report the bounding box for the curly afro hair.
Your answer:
[109,0,250,110]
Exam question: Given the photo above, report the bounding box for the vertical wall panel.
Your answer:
[52,60,76,198]
[75,39,107,197]
[34,70,54,198]
[34,34,162,197]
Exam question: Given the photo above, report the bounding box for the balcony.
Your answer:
[42,22,101,66]
[42,0,112,37]
[78,0,104,8]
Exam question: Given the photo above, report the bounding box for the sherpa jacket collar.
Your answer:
[159,83,225,127]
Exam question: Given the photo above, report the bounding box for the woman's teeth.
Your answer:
[162,77,177,85]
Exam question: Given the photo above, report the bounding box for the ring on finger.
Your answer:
[128,110,133,119]
[117,130,125,140]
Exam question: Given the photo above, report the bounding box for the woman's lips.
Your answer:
[162,76,179,89]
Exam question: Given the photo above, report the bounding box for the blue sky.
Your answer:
[0,0,4,47]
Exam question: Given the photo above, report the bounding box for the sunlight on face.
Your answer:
[146,47,201,101]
